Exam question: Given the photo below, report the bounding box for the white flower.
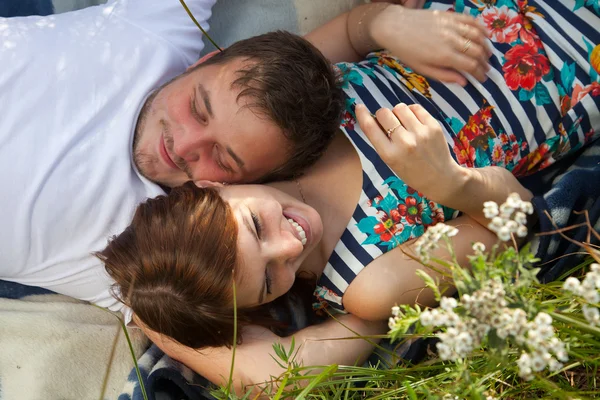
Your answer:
[583,305,600,326]
[516,225,528,238]
[505,220,519,232]
[490,216,505,229]
[591,263,600,273]
[472,241,486,253]
[483,201,499,218]
[548,358,563,372]
[531,354,547,372]
[521,201,534,215]
[388,317,397,330]
[534,312,552,327]
[583,289,600,304]
[391,305,400,317]
[518,353,531,369]
[499,203,515,218]
[440,297,458,311]
[419,310,434,326]
[563,277,582,294]
[497,226,511,241]
[514,211,528,225]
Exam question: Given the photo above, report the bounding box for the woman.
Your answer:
[100,0,599,394]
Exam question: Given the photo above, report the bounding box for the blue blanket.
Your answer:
[520,138,600,282]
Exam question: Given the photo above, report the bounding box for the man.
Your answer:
[0,0,344,313]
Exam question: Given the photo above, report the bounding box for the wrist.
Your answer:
[370,5,406,53]
[436,165,474,211]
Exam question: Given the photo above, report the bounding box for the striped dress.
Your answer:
[313,0,600,312]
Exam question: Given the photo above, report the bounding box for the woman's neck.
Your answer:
[268,131,363,276]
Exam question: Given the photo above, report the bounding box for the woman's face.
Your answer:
[218,184,323,308]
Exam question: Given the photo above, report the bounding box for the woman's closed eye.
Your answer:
[265,268,272,295]
[251,212,263,239]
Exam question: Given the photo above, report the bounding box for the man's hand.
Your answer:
[371,6,492,85]
[356,102,465,205]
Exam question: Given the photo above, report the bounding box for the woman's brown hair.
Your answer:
[97,182,245,349]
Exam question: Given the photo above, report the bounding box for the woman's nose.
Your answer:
[266,233,302,265]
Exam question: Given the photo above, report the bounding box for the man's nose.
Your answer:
[172,127,209,162]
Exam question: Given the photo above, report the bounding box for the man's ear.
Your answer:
[194,180,225,188]
[187,50,221,71]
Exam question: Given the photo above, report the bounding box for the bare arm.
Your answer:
[304,3,391,64]
[304,2,491,84]
[344,214,498,321]
[140,314,386,396]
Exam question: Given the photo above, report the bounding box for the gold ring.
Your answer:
[385,124,401,138]
[461,39,472,53]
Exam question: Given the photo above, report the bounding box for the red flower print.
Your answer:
[505,149,515,163]
[585,129,595,143]
[407,186,424,198]
[511,143,551,177]
[341,110,356,130]
[367,194,384,207]
[560,95,571,117]
[380,231,393,242]
[374,222,386,234]
[480,6,521,44]
[453,134,476,167]
[390,209,401,223]
[398,197,425,225]
[499,133,509,144]
[511,142,520,156]
[521,141,528,151]
[492,144,504,163]
[516,15,539,45]
[572,82,600,109]
[503,43,550,91]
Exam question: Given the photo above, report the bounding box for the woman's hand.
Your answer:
[371,6,492,85]
[356,103,533,228]
[356,102,465,204]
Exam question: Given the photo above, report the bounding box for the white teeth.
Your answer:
[287,218,307,246]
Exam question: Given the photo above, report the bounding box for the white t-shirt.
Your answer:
[0,0,215,317]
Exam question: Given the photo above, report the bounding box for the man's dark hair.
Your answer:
[197,31,345,182]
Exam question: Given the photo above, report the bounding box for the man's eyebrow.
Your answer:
[227,146,246,171]
[197,84,213,118]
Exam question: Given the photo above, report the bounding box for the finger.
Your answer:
[415,64,468,86]
[392,103,421,133]
[455,35,490,72]
[453,12,490,40]
[375,107,403,137]
[450,50,488,82]
[356,104,390,150]
[406,104,437,127]
[458,23,491,57]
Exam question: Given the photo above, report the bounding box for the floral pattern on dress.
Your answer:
[355,177,447,252]
[313,286,345,314]
[374,52,432,98]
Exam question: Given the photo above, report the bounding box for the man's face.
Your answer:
[133,59,290,187]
